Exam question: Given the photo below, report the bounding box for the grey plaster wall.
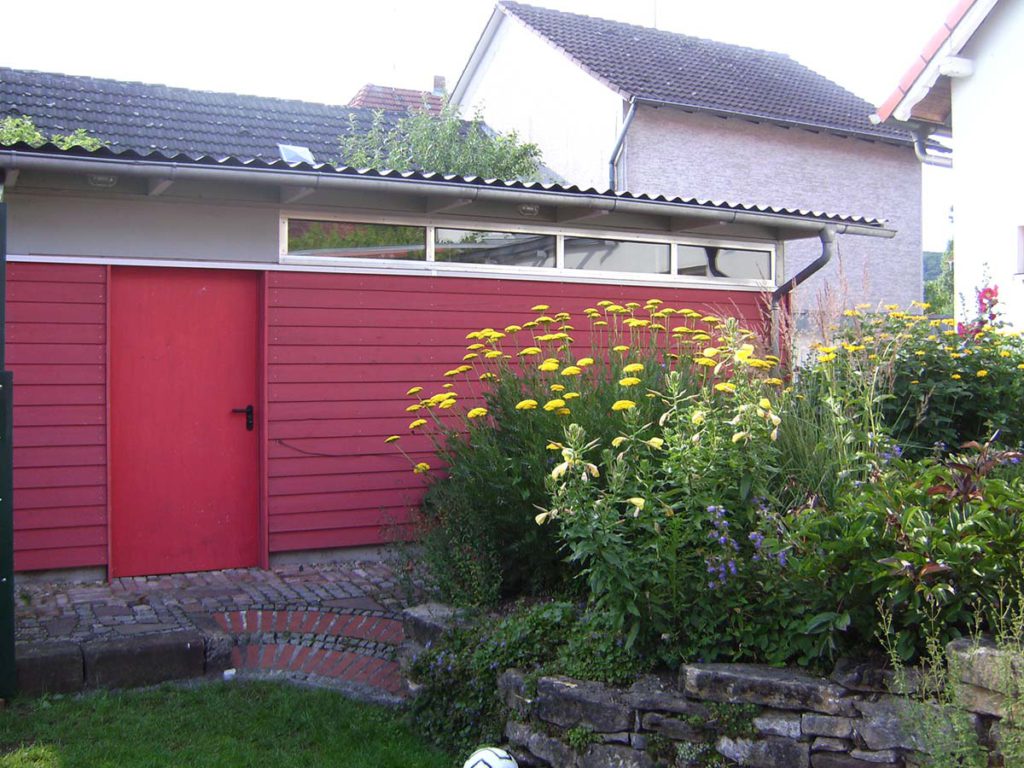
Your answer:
[626,107,923,337]
[7,193,280,263]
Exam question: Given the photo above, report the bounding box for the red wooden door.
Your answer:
[110,267,260,577]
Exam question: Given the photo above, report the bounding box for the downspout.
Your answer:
[770,227,837,356]
[608,99,637,190]
[912,130,952,169]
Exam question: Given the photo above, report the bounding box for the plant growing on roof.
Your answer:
[0,115,105,151]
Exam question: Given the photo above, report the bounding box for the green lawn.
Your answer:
[0,681,453,768]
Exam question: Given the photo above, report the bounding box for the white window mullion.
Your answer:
[425,226,435,261]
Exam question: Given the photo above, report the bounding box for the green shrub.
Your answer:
[408,601,577,754]
[392,300,701,605]
[827,291,1024,454]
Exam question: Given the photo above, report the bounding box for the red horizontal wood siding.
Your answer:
[266,271,768,554]
[6,263,108,571]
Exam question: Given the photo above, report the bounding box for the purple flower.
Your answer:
[777,550,788,567]
[727,560,737,575]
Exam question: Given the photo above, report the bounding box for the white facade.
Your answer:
[950,0,1024,327]
[457,12,624,190]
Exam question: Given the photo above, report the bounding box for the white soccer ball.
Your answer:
[463,746,519,768]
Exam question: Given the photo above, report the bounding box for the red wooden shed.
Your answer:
[0,143,891,579]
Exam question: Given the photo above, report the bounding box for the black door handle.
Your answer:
[232,404,254,431]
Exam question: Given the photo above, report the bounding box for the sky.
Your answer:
[2,0,955,250]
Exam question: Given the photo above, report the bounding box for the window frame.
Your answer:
[279,210,778,290]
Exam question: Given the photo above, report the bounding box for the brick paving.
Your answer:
[13,561,428,701]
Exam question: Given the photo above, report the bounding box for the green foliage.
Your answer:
[287,221,423,255]
[924,240,955,316]
[401,301,698,606]
[338,104,542,180]
[830,291,1024,455]
[565,726,598,753]
[0,115,105,151]
[0,681,450,767]
[408,601,577,755]
[555,609,650,685]
[780,439,1024,663]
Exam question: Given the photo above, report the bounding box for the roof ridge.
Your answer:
[0,65,361,113]
[499,1,797,64]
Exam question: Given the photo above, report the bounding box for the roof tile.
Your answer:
[500,1,909,143]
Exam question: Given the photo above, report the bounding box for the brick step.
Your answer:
[230,642,404,696]
[213,609,404,646]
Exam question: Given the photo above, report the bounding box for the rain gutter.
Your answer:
[608,99,638,190]
[0,150,892,240]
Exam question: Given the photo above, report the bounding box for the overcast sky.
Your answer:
[2,0,955,249]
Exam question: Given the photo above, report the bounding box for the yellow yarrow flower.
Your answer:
[515,399,538,410]
[531,304,550,312]
[576,357,595,367]
[619,377,641,387]
[463,353,478,361]
[484,350,503,359]
[550,383,566,392]
[977,370,989,377]
[764,378,784,386]
[556,407,571,416]
[406,386,423,396]
[563,392,580,400]
[466,343,485,351]
[714,382,737,394]
[405,404,422,412]
[759,398,772,410]
[538,360,560,372]
[413,462,431,474]
[613,345,630,353]
[951,374,962,380]
[694,357,717,367]
[479,372,497,381]
[519,347,542,356]
[504,324,522,334]
[611,400,636,412]
[467,407,488,419]
[385,435,400,444]
[409,418,427,430]
[622,363,644,374]
[561,366,582,376]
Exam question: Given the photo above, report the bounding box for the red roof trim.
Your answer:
[873,0,981,123]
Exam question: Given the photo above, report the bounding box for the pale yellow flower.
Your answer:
[977,370,989,377]
[627,497,646,510]
[646,437,664,449]
[611,436,628,448]
[691,410,705,425]
[731,431,749,443]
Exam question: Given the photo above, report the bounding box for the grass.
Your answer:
[0,681,453,768]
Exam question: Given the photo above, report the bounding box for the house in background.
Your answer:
[0,68,892,578]
[873,0,1023,328]
[347,77,447,115]
[452,2,924,331]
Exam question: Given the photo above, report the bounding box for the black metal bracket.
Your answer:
[232,404,254,431]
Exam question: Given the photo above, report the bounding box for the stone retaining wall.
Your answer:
[400,605,1022,767]
[492,642,1022,768]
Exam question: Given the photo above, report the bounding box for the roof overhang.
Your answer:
[0,144,894,243]
[872,0,998,133]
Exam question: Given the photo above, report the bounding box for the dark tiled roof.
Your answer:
[0,67,405,162]
[348,84,444,114]
[500,2,910,143]
[3,142,888,229]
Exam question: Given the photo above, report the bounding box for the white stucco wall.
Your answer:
[625,106,923,324]
[8,193,280,263]
[951,0,1024,328]
[455,13,624,190]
